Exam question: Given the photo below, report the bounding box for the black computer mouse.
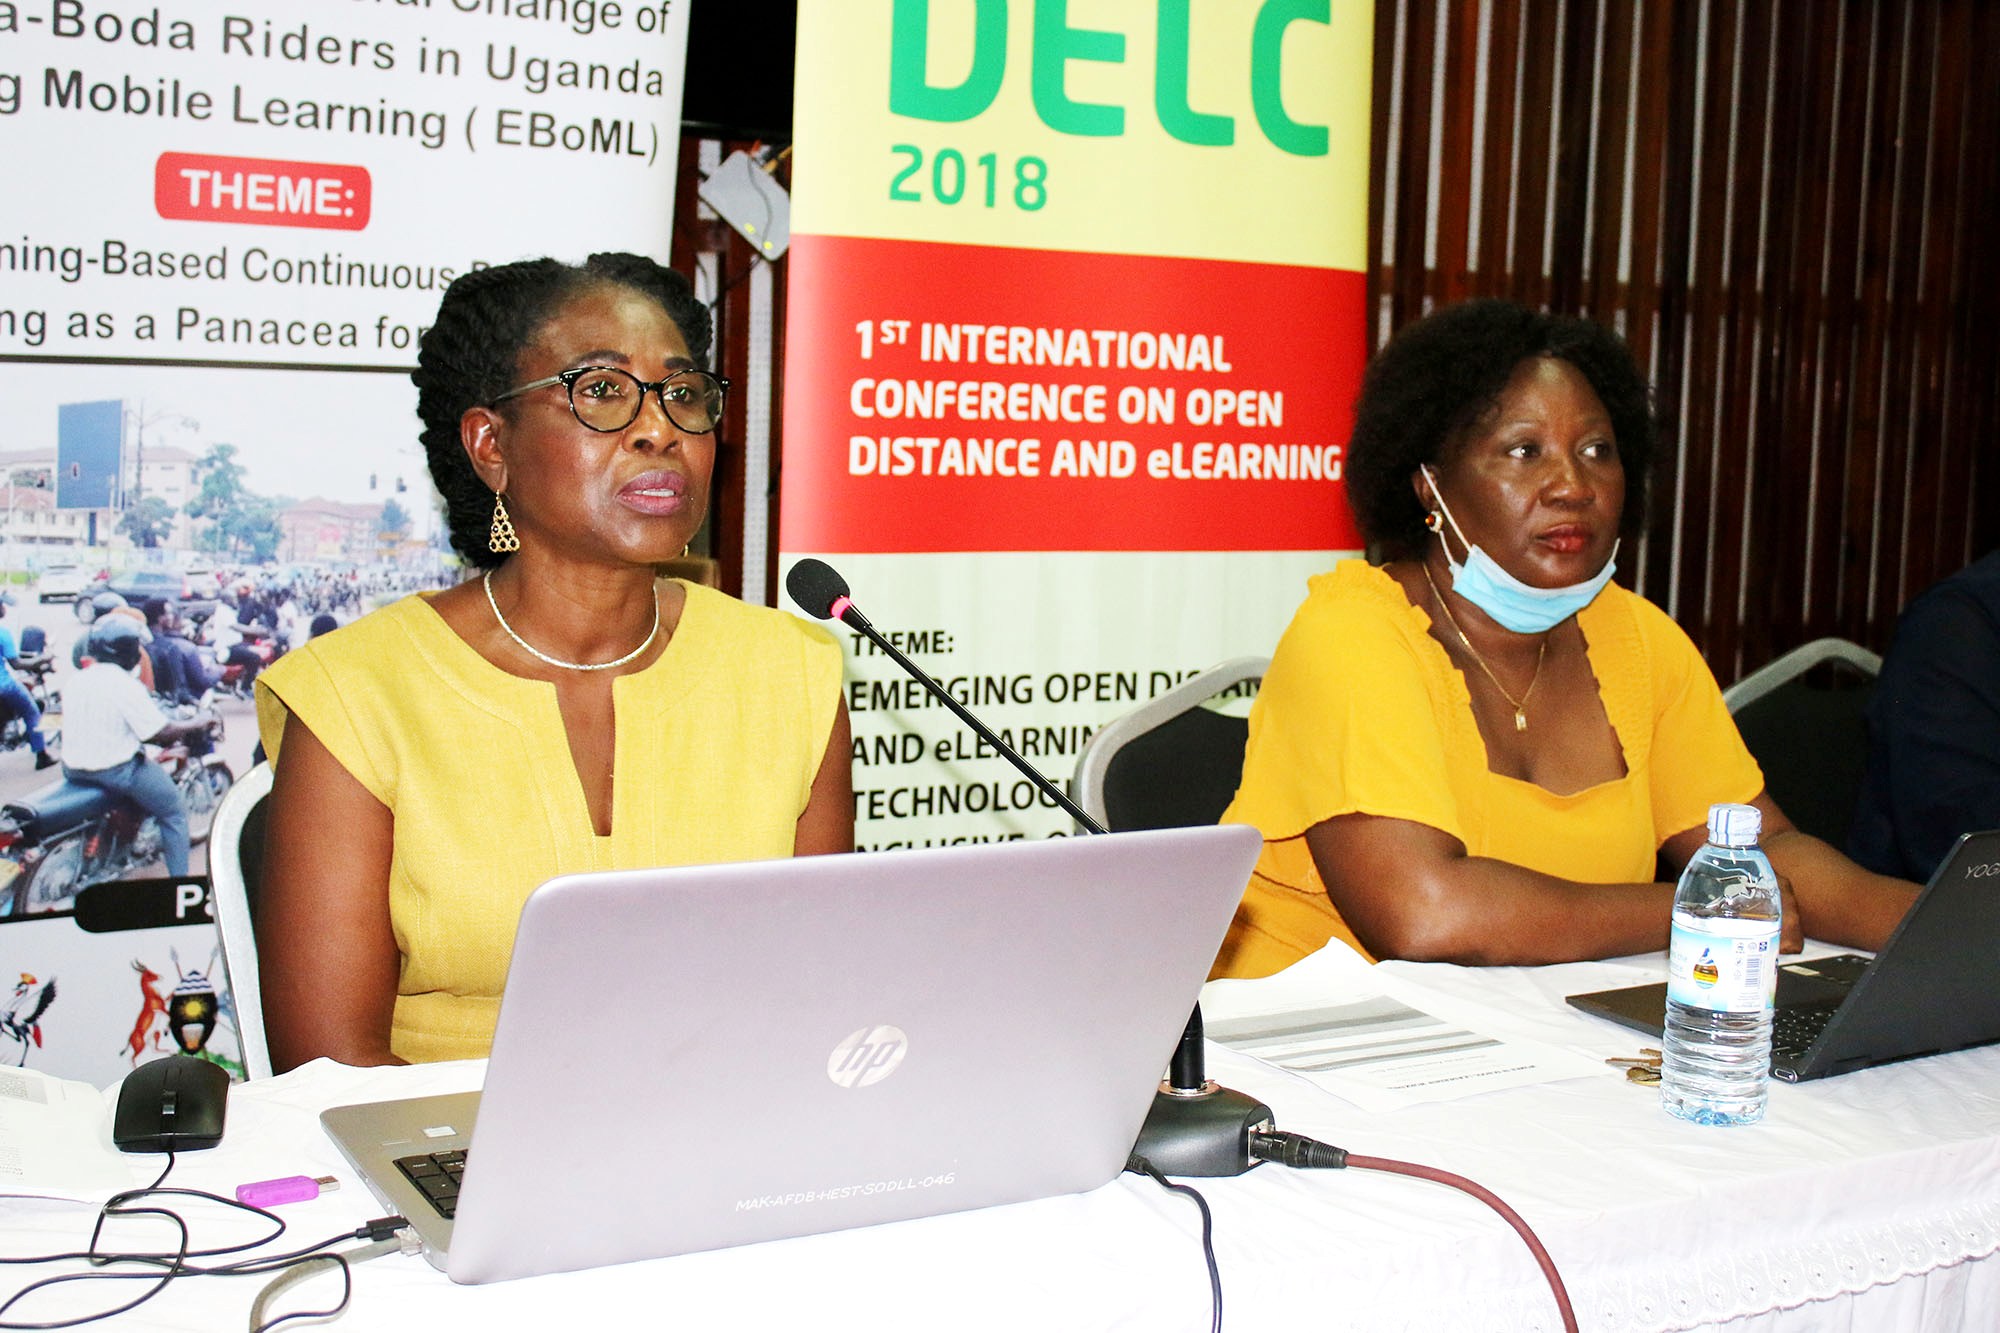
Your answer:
[113,1054,230,1153]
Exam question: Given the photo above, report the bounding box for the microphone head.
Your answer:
[785,559,850,620]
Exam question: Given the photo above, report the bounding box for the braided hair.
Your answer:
[412,253,712,568]
[1345,300,1656,563]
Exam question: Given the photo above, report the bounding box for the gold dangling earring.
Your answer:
[489,492,520,554]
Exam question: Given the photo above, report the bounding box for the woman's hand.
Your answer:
[1754,794,1920,952]
[1776,872,1804,953]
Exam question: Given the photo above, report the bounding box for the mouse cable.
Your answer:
[160,1217,411,1283]
[1125,1153,1222,1333]
[86,1186,285,1265]
[1247,1131,1579,1333]
[0,1214,408,1331]
[0,1157,180,1268]
[1,1153,199,1329]
[0,1147,407,1333]
[0,1202,190,1330]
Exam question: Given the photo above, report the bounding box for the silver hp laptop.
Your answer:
[1567,829,2000,1081]
[320,825,1260,1284]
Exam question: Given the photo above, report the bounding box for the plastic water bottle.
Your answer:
[1660,802,1782,1126]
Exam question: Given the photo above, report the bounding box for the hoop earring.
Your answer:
[488,493,520,554]
[1424,510,1444,534]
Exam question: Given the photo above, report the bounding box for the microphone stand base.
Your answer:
[1132,1082,1273,1178]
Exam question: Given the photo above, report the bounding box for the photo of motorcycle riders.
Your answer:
[0,364,455,921]
[0,559,463,918]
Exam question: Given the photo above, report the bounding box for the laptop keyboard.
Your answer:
[394,1149,469,1219]
[1772,1002,1841,1059]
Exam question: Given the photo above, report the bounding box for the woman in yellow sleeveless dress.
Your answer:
[254,255,851,1068]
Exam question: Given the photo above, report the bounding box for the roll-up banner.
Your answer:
[0,0,690,1082]
[781,0,1371,849]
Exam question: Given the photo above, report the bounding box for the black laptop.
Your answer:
[1567,829,2000,1081]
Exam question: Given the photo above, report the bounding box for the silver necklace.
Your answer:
[483,569,659,673]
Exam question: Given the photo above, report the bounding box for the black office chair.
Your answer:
[1071,658,1268,833]
[208,761,274,1079]
[1723,639,1881,850]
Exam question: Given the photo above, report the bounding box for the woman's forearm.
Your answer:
[1764,830,1919,952]
[1306,816,1677,964]
[1369,857,1675,964]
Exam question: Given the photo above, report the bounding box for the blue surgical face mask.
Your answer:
[1420,464,1618,634]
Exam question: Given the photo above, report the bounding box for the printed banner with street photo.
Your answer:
[0,0,691,1082]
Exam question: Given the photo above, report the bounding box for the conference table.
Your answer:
[7,945,1998,1332]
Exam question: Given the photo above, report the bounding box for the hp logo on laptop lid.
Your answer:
[828,1025,908,1088]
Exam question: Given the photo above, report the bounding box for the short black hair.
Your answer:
[412,253,712,569]
[1345,300,1656,561]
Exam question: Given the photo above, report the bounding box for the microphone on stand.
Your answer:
[787,558,1105,834]
[786,557,1272,1177]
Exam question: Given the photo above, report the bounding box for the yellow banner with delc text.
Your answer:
[795,0,1370,268]
[781,0,1374,849]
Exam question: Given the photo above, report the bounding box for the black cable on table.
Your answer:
[0,1150,410,1332]
[1126,1152,1223,1333]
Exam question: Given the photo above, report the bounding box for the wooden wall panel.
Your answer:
[1370,0,2000,682]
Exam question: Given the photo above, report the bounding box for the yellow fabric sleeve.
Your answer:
[254,642,397,805]
[1227,566,1466,845]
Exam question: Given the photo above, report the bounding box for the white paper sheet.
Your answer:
[0,1067,129,1199]
[1201,944,1605,1111]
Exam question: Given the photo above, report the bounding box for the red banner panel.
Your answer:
[783,235,1365,553]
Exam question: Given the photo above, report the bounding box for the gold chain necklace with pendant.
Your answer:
[1420,559,1547,732]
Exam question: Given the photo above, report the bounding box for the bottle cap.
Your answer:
[1706,802,1762,847]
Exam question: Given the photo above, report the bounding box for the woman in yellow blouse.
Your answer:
[254,254,852,1069]
[1214,301,1914,977]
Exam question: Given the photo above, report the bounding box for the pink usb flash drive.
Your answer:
[236,1175,340,1207]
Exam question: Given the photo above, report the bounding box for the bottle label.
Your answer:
[1666,912,1780,1013]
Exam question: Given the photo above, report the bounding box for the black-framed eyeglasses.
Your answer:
[491,366,730,435]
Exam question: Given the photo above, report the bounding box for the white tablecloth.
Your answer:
[6,949,1998,1332]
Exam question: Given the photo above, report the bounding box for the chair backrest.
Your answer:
[209,761,274,1080]
[1723,638,1882,850]
[1072,658,1268,832]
